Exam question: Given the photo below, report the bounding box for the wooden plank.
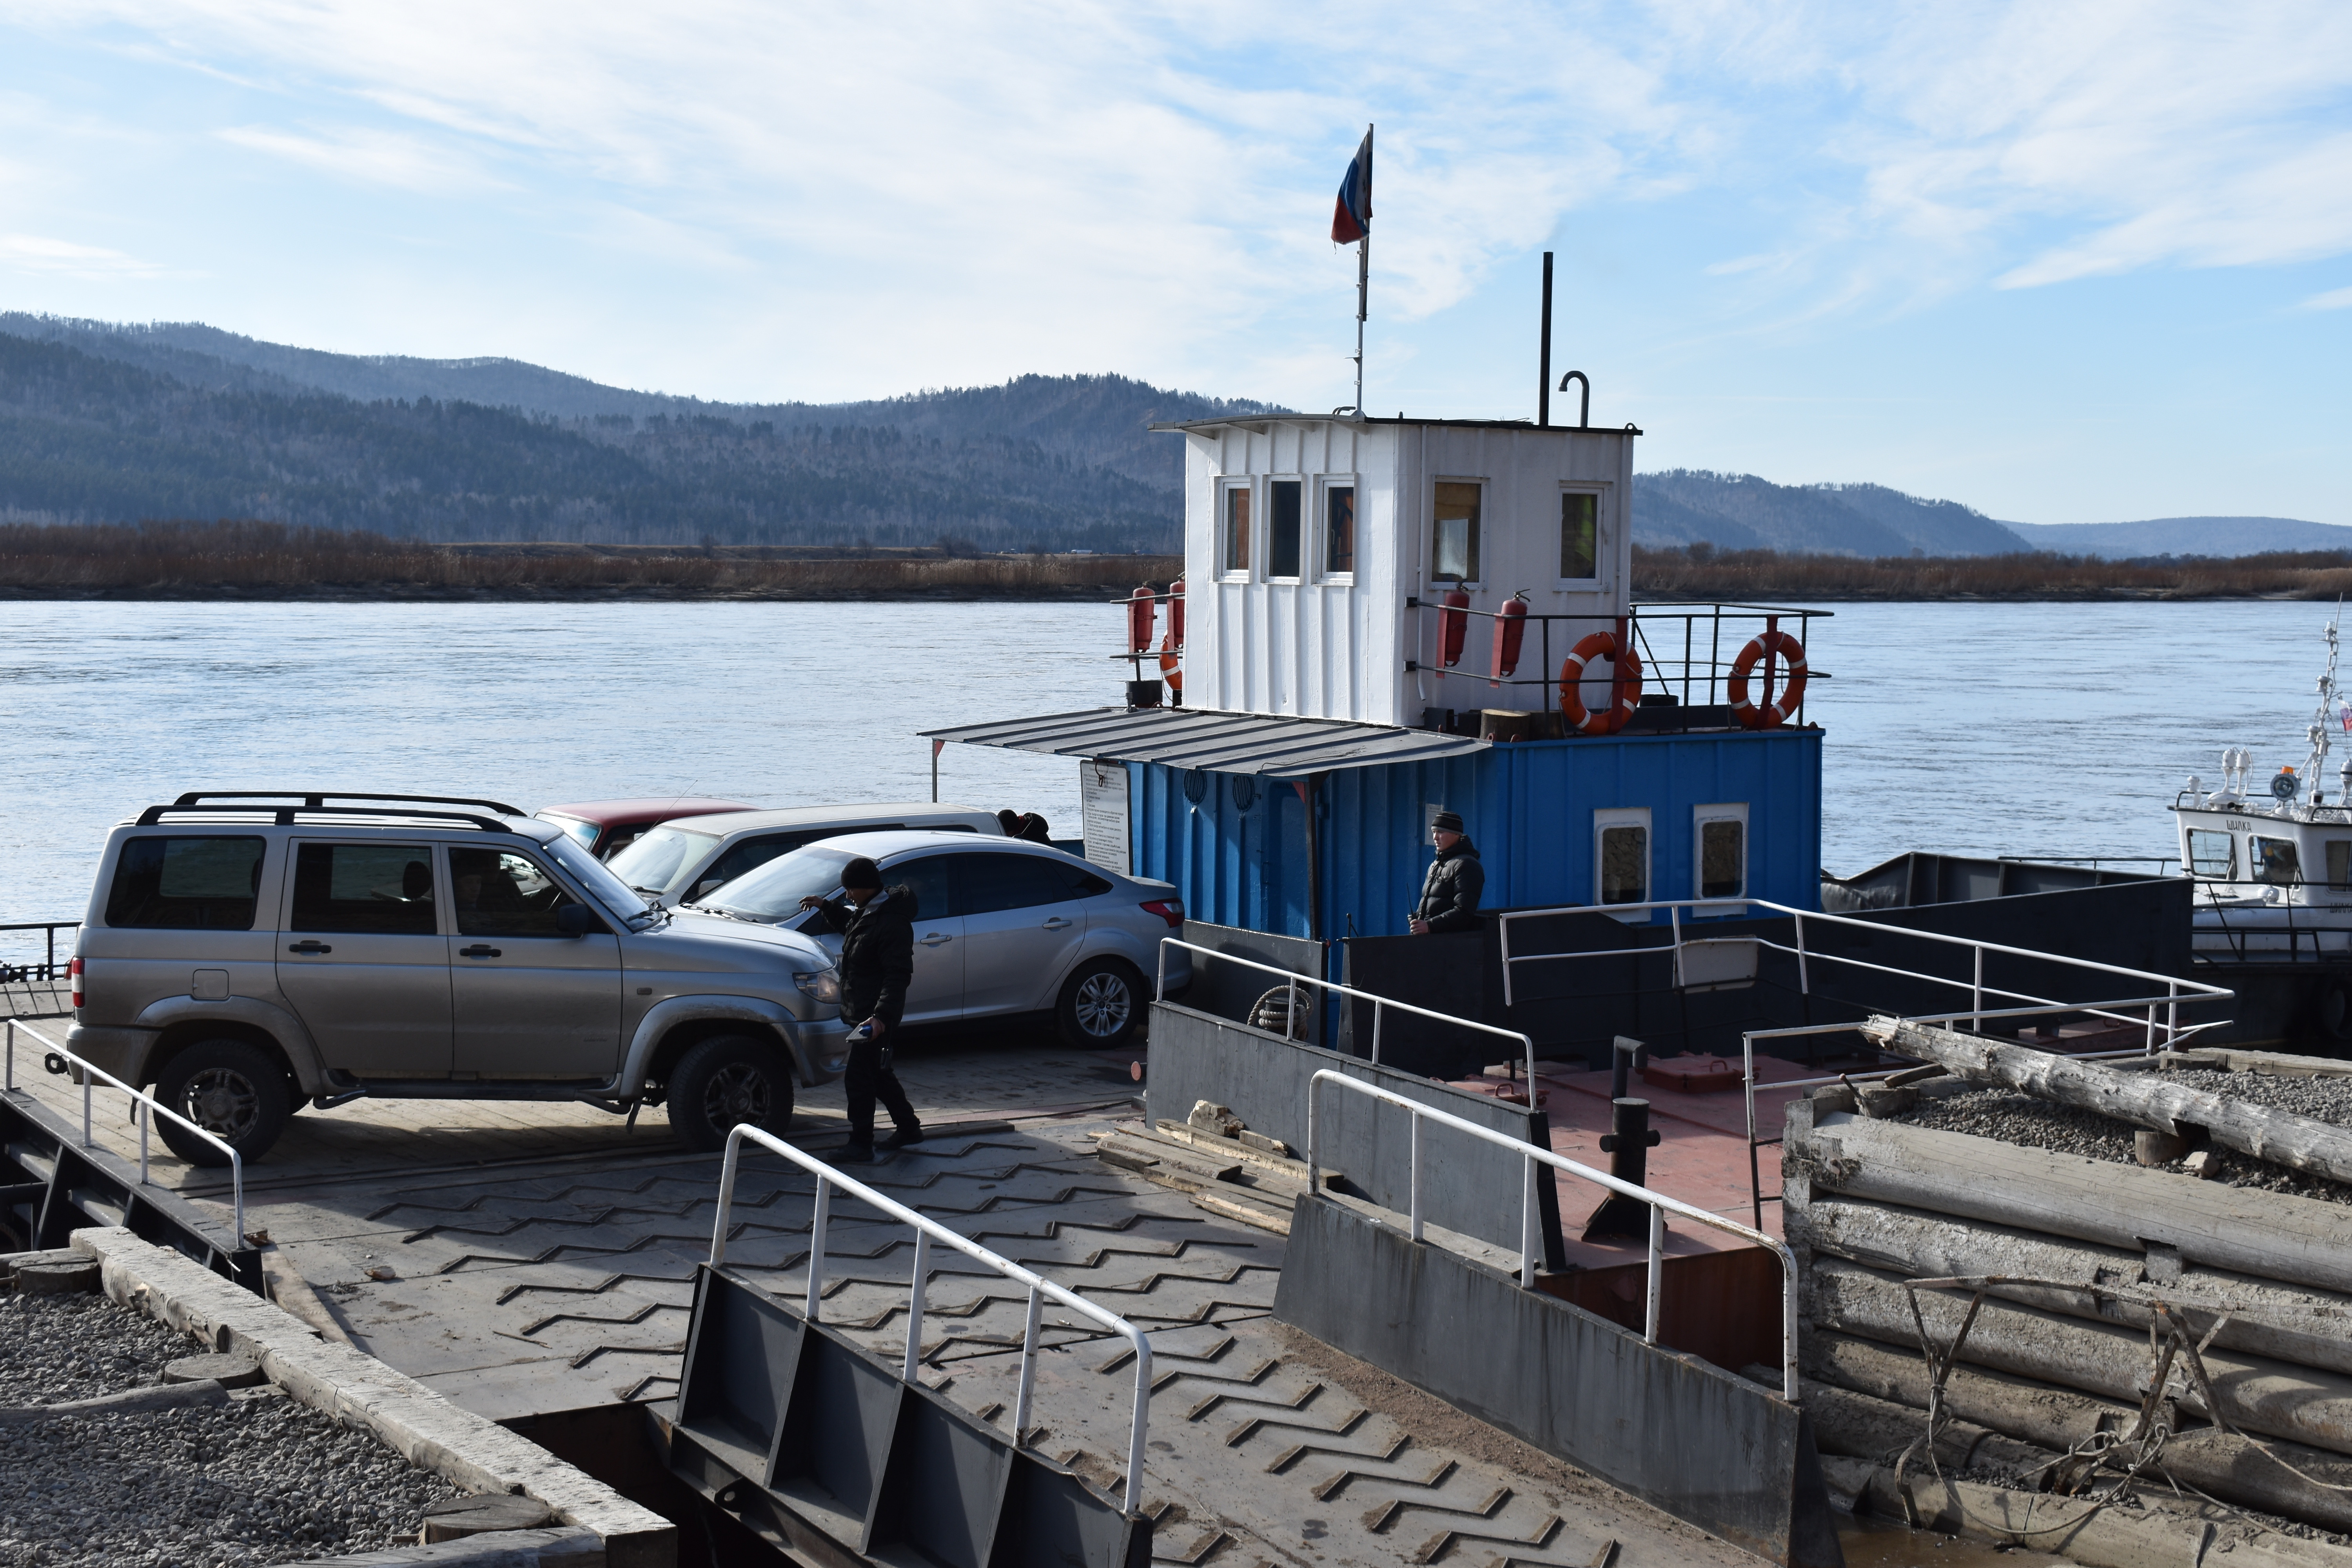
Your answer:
[1795,1103,2352,1296]
[1863,1015,2352,1185]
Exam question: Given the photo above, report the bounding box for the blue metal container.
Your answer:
[1128,727,1822,946]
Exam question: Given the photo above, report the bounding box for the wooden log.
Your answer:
[1861,1014,2352,1186]
[1809,1255,2352,1458]
[2165,1047,2352,1079]
[1822,1454,2352,1568]
[1804,1330,2352,1535]
[1791,1100,2352,1296]
[1795,1192,2352,1377]
[419,1492,555,1543]
[1740,1366,2058,1479]
[0,1378,228,1425]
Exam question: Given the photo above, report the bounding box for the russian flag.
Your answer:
[1330,127,1372,245]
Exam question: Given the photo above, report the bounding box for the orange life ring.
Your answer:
[1558,632,1642,734]
[1729,630,1808,729]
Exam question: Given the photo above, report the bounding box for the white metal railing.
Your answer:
[709,1124,1154,1515]
[1304,1069,1800,1402]
[1156,938,1538,1084]
[1496,897,2234,1042]
[4,1017,245,1244]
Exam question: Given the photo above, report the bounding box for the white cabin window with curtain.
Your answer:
[1594,807,1651,919]
[1431,480,1482,584]
[1560,489,1601,582]
[1693,804,1748,900]
[1221,482,1252,577]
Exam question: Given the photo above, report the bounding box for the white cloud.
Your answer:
[215,124,503,194]
[2305,285,2352,311]
[0,232,160,276]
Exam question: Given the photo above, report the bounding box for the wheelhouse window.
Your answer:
[1269,479,1303,579]
[2331,840,2352,889]
[1561,491,1599,580]
[2185,829,2236,880]
[1432,481,1481,583]
[106,836,266,930]
[1695,805,1748,900]
[2253,836,2301,886]
[1595,808,1651,916]
[1222,484,1252,575]
[1324,484,1355,575]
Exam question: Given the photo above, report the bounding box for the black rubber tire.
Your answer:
[668,1033,796,1152]
[2319,979,2352,1044]
[153,1039,292,1167]
[1057,958,1145,1051]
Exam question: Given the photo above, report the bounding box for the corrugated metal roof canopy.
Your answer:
[921,707,1487,779]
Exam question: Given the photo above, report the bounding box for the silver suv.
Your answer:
[65,793,852,1165]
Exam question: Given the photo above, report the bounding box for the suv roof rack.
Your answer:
[136,792,526,832]
[167,791,528,815]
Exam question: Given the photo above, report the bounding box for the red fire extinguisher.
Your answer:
[1490,592,1529,686]
[1127,584,1156,653]
[1439,590,1471,667]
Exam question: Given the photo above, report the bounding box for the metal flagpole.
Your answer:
[1355,230,1368,414]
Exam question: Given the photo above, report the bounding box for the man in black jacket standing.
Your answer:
[799,856,923,1163]
[1409,811,1485,934]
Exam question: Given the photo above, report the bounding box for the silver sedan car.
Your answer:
[687,829,1190,1050]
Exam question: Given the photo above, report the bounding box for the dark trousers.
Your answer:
[843,1029,917,1142]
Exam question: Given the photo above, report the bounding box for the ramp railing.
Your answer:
[709,1124,1154,1515]
[1305,1067,1800,1402]
[1156,937,1537,1082]
[5,1017,245,1243]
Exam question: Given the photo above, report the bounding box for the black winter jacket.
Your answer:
[809,885,916,1027]
[1416,840,1485,933]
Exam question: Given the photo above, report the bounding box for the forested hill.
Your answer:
[0,321,1273,549]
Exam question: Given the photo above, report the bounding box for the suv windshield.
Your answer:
[543,833,655,923]
[606,825,722,897]
[702,845,856,923]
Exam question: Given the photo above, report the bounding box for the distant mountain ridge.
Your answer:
[0,313,2337,556]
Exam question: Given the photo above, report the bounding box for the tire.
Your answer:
[668,1033,796,1152]
[1057,958,1145,1051]
[2318,979,2352,1044]
[154,1039,292,1167]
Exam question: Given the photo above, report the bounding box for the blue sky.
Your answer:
[2,1,2349,524]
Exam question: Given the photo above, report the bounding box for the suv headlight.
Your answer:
[794,969,841,1005]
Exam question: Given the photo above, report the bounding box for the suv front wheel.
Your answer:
[155,1039,292,1166]
[668,1034,796,1152]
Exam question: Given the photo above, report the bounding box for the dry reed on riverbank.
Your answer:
[1632,545,2352,601]
[0,521,1179,599]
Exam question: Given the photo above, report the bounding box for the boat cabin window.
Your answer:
[1432,481,1482,584]
[1269,480,1303,579]
[1695,806,1746,900]
[2185,829,2235,880]
[1323,483,1355,576]
[2252,836,2301,886]
[1222,483,1252,576]
[2330,841,2352,889]
[1595,808,1650,917]
[1561,491,1599,581]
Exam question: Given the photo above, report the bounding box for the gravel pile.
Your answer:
[1898,1065,2352,1207]
[0,1290,462,1567]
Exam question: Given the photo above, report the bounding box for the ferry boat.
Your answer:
[2176,611,2352,1038]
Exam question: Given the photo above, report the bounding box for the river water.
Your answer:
[2,597,2341,927]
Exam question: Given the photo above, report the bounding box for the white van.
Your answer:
[607,802,1004,908]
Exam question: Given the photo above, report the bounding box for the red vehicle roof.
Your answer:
[536,797,756,828]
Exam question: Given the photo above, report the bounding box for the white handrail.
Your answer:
[4,1017,245,1245]
[1155,937,1537,1083]
[1304,1068,1800,1403]
[709,1124,1154,1515]
[1495,896,2232,1012]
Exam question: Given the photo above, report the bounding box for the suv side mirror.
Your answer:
[556,903,606,937]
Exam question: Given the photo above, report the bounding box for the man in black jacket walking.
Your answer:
[1409,811,1485,934]
[799,856,923,1163]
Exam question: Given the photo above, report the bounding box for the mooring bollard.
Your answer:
[1582,1096,1663,1240]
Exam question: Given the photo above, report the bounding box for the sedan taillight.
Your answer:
[1139,900,1184,929]
[69,955,83,1011]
